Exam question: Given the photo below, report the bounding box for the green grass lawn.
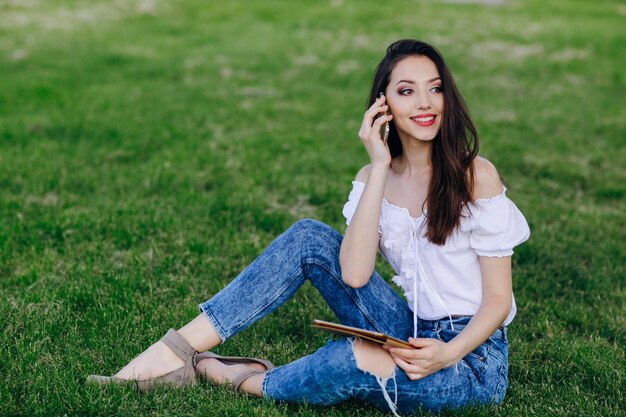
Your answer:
[1,0,624,416]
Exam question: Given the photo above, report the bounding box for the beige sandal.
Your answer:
[194,351,274,392]
[87,329,197,392]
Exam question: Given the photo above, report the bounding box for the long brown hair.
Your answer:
[367,39,479,245]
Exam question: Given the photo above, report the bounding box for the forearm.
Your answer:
[339,164,389,287]
[445,255,513,362]
[445,296,511,363]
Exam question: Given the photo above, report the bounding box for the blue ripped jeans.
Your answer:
[199,219,509,415]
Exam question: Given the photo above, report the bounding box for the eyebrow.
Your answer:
[395,77,441,85]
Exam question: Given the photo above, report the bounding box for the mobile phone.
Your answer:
[380,114,390,144]
[377,92,390,144]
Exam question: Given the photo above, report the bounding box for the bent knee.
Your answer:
[290,219,340,244]
[352,338,395,378]
[291,218,326,234]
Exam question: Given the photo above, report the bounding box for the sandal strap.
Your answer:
[195,351,275,371]
[160,329,196,360]
[232,369,267,392]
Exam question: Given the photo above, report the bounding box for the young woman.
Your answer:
[88,39,530,415]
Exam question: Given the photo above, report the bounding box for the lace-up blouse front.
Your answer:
[342,180,530,327]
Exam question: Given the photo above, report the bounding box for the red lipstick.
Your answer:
[410,113,436,127]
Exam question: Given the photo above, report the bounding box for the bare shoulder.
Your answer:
[355,164,371,183]
[472,156,504,199]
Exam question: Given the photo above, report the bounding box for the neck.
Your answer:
[392,136,432,178]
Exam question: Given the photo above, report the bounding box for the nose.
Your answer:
[414,90,431,110]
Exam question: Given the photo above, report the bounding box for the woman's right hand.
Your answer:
[358,94,393,168]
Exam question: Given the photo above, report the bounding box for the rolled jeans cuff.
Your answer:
[198,302,228,343]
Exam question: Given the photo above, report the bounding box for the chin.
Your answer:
[396,124,441,143]
[406,130,440,143]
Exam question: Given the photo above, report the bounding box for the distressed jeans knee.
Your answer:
[352,338,395,378]
[351,337,401,416]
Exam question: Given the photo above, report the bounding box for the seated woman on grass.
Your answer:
[89,39,530,415]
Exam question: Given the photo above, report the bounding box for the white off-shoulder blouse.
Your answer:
[342,180,530,328]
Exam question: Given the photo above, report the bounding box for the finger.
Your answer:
[392,356,423,375]
[363,100,384,120]
[366,93,387,113]
[360,111,389,139]
[364,105,389,125]
[407,372,426,381]
[408,338,435,348]
[390,348,436,363]
[388,348,416,360]
[387,344,425,358]
[394,355,427,370]
[365,116,392,142]
[371,113,393,128]
[366,93,386,111]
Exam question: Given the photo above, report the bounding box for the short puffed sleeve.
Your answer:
[469,188,530,257]
[341,181,365,226]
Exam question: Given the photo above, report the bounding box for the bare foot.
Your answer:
[195,357,266,385]
[114,341,184,380]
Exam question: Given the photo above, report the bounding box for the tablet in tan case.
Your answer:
[311,319,415,349]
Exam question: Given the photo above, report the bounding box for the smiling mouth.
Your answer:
[410,114,436,127]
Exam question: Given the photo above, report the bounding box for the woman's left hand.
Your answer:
[383,338,457,380]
